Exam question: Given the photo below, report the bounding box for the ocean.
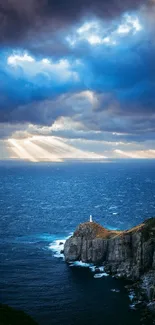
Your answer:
[1,160,155,325]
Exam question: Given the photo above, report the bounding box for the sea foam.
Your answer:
[111,289,120,293]
[49,236,109,277]
[49,239,66,258]
[48,233,73,258]
[94,273,109,278]
[69,261,109,277]
[69,261,92,268]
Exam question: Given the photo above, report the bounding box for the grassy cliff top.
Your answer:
[124,217,155,240]
[73,218,155,240]
[74,221,121,239]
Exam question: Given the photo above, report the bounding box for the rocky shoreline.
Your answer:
[64,218,155,322]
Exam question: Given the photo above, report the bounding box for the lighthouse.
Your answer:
[90,215,93,222]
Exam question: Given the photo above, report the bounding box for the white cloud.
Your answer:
[87,35,102,45]
[77,21,98,34]
[51,117,84,132]
[67,20,106,46]
[7,53,35,65]
[7,52,78,81]
[1,121,155,161]
[116,15,142,35]
[116,25,131,34]
[128,16,142,32]
[66,14,142,47]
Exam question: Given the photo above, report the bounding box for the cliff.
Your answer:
[64,218,155,279]
[64,218,155,306]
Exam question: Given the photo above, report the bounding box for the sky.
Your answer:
[0,0,155,161]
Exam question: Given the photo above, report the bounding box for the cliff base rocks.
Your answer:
[64,218,155,315]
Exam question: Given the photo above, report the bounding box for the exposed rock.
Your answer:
[64,222,119,263]
[64,237,82,261]
[141,271,155,301]
[148,302,155,314]
[64,218,155,311]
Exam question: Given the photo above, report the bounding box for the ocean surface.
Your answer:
[1,160,155,325]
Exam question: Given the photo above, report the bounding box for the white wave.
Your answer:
[95,204,103,208]
[94,266,105,272]
[89,265,96,272]
[94,273,109,278]
[116,273,121,278]
[49,232,73,259]
[69,261,92,268]
[109,206,118,210]
[128,291,135,301]
[69,262,107,272]
[90,265,105,272]
[68,261,109,278]
[91,266,109,277]
[129,294,134,301]
[49,239,66,259]
[111,289,120,293]
[49,236,108,279]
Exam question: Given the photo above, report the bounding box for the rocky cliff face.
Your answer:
[64,222,118,264]
[64,218,155,305]
[64,218,155,280]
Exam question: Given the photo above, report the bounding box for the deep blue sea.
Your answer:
[1,160,155,325]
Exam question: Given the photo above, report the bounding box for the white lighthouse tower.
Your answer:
[90,215,93,222]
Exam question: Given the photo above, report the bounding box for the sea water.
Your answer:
[1,160,155,325]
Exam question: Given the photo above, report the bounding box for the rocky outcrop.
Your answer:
[64,222,116,263]
[64,218,155,305]
[64,218,155,279]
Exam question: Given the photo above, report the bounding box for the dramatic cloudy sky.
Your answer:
[0,0,155,161]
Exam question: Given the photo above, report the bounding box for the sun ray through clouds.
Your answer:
[8,139,38,162]
[23,139,62,162]
[7,136,106,162]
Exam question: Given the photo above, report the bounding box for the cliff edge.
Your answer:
[64,218,155,307]
[64,218,155,279]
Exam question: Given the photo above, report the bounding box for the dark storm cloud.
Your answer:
[0,123,27,139]
[0,52,81,125]
[0,31,155,138]
[0,0,155,143]
[0,0,148,45]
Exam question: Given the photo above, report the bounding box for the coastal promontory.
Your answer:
[64,218,155,307]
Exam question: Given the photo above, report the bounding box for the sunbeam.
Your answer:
[33,136,105,159]
[114,149,155,159]
[8,139,38,162]
[7,136,105,162]
[23,139,62,162]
